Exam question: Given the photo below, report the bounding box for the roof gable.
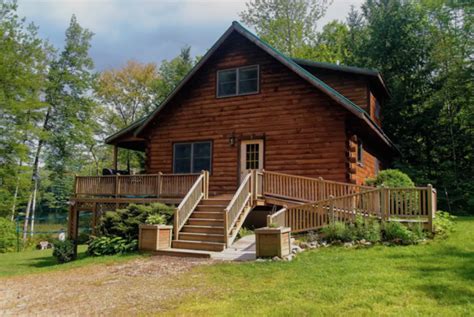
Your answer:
[122,21,395,150]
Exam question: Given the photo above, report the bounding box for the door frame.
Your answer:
[239,139,265,183]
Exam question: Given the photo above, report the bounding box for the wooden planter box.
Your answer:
[255,227,291,258]
[138,224,172,251]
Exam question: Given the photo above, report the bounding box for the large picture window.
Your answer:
[217,65,259,97]
[173,141,212,174]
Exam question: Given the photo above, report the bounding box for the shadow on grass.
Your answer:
[27,251,89,268]
[417,284,474,306]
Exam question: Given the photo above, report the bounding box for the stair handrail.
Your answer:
[174,170,209,239]
[224,171,253,246]
[262,170,373,203]
[267,207,287,227]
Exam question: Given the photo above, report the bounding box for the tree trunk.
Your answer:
[23,193,33,241]
[30,179,38,237]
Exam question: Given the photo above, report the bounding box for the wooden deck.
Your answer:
[68,170,437,248]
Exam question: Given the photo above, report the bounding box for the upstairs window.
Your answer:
[375,99,381,120]
[357,139,364,164]
[173,141,212,174]
[217,65,259,97]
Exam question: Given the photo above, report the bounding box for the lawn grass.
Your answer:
[0,245,144,278]
[166,217,474,316]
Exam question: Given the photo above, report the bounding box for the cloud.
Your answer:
[17,0,363,71]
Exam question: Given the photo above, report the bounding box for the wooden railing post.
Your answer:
[157,172,163,198]
[329,195,335,222]
[251,169,257,203]
[318,177,324,200]
[427,184,434,233]
[202,170,209,199]
[224,209,229,246]
[380,185,386,222]
[174,207,179,240]
[115,175,119,198]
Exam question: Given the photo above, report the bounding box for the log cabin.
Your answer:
[70,22,436,256]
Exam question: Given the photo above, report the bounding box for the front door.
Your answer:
[240,140,264,182]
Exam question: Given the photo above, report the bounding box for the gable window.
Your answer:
[173,141,212,174]
[375,99,381,120]
[357,139,364,164]
[217,65,259,97]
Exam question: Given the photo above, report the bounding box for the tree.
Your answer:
[155,45,195,102]
[96,60,159,131]
[240,0,331,57]
[308,20,350,63]
[0,2,48,219]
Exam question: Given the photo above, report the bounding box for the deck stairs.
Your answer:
[172,198,229,252]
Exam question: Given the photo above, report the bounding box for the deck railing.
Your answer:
[224,171,253,246]
[74,173,200,198]
[263,171,372,203]
[174,171,209,239]
[267,185,437,233]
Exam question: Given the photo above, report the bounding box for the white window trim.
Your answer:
[173,141,212,174]
[216,65,260,98]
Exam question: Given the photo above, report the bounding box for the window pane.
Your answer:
[174,144,191,173]
[218,70,237,97]
[239,67,258,80]
[238,67,258,94]
[194,142,211,158]
[218,69,236,82]
[239,79,258,94]
[174,143,191,159]
[175,159,191,173]
[193,158,210,173]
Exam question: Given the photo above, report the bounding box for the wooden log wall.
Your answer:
[143,32,353,195]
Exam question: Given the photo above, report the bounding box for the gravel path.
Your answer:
[0,256,211,316]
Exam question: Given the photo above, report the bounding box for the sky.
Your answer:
[18,0,364,71]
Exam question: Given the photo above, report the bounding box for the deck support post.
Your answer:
[427,184,434,233]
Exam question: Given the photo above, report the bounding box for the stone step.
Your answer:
[181,225,224,234]
[172,240,226,252]
[179,232,225,243]
[187,218,224,226]
[191,211,224,219]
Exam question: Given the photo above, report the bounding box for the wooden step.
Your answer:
[187,218,224,226]
[179,232,225,243]
[172,240,226,252]
[191,211,224,219]
[195,205,227,211]
[152,248,212,258]
[181,225,224,234]
[200,199,230,206]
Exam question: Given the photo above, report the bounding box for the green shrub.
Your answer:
[52,240,75,263]
[145,214,166,225]
[383,222,417,245]
[365,169,415,187]
[321,221,353,242]
[98,203,174,240]
[345,216,382,243]
[87,236,138,256]
[238,227,254,238]
[0,218,16,253]
[433,210,456,237]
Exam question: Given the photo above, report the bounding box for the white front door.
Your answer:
[240,140,264,182]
